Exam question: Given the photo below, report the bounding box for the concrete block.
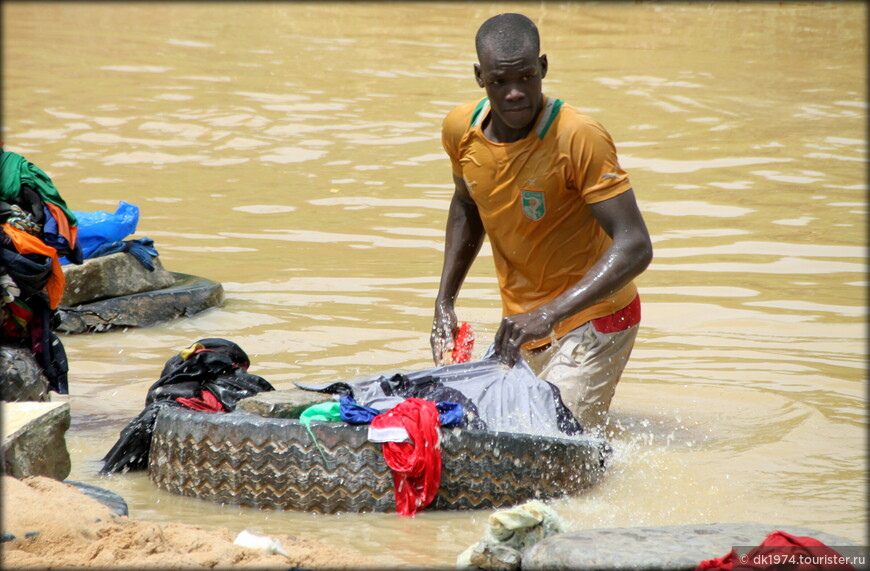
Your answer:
[1,401,71,480]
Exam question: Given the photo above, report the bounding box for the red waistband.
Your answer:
[591,294,641,334]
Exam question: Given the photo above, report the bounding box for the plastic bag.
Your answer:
[297,348,584,438]
[69,201,139,260]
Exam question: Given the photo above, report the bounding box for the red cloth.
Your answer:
[176,389,225,412]
[591,293,641,334]
[1,301,32,338]
[697,530,857,571]
[451,322,474,364]
[371,398,442,516]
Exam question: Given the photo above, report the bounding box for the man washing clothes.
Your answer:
[431,13,653,430]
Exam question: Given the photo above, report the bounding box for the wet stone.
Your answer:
[61,252,176,306]
[237,389,330,419]
[521,523,862,571]
[0,345,50,402]
[470,542,522,571]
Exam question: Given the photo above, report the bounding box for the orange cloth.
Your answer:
[442,95,637,348]
[1,223,65,309]
[45,202,77,250]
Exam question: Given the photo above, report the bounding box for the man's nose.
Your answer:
[505,86,525,101]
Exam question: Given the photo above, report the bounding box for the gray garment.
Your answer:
[523,322,639,431]
[296,350,583,438]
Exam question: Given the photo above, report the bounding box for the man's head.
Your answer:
[474,13,548,137]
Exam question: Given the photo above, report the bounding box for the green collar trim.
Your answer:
[535,98,563,139]
[470,98,490,127]
[469,96,562,139]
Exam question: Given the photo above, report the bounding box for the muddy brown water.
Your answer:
[3,2,866,568]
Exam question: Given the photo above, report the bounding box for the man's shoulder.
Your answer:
[549,100,614,141]
[443,98,487,132]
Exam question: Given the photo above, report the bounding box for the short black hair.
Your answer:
[475,13,540,61]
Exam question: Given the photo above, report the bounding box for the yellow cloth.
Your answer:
[441,95,637,347]
[179,343,206,360]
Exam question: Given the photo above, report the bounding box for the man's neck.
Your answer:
[483,99,545,144]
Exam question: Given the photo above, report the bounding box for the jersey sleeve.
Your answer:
[571,116,632,204]
[441,104,472,178]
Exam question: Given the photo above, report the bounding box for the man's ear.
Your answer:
[474,63,485,88]
[540,54,548,79]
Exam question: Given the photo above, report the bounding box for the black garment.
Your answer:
[28,295,69,394]
[0,243,68,393]
[0,186,46,228]
[1,184,82,263]
[0,248,52,300]
[100,338,274,474]
[378,373,487,430]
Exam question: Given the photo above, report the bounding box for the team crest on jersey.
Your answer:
[521,190,545,221]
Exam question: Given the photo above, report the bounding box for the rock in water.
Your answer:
[61,252,176,306]
[0,345,50,402]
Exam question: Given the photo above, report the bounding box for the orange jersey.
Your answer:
[442,95,638,346]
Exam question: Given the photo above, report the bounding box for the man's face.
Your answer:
[475,46,548,134]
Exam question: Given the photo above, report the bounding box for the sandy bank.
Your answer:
[1,475,376,569]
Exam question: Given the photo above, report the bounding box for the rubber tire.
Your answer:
[55,272,224,334]
[148,407,611,514]
[66,480,129,517]
[0,345,50,402]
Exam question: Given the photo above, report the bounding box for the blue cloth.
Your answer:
[338,394,464,428]
[339,394,380,425]
[89,237,158,270]
[42,206,83,264]
[436,402,464,428]
[42,206,70,251]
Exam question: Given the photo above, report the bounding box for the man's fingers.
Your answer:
[494,316,522,367]
[431,319,456,366]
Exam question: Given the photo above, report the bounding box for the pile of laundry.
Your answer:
[294,341,585,516]
[1,149,81,394]
[1,148,164,396]
[100,338,275,475]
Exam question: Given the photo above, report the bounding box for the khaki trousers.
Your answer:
[522,322,639,432]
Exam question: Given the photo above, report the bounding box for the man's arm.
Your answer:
[431,173,486,365]
[493,188,653,366]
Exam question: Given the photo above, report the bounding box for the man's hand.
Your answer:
[493,308,554,368]
[431,303,459,366]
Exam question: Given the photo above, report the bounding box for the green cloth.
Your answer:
[299,401,342,425]
[1,149,77,225]
[299,401,342,465]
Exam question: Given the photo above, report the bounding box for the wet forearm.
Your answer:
[435,195,485,308]
[538,235,652,326]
